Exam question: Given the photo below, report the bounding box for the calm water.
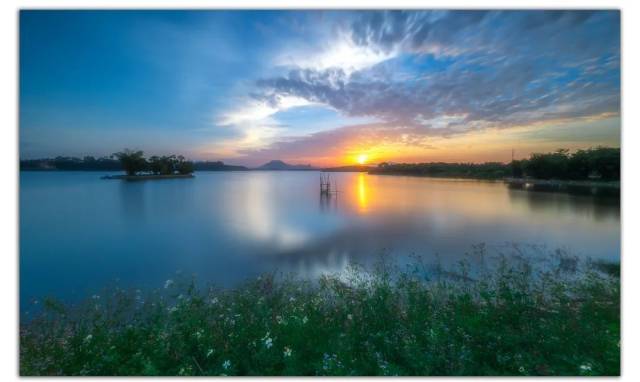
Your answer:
[20,171,620,305]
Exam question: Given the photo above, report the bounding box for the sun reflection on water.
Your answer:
[357,173,368,213]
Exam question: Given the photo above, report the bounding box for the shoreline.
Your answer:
[368,171,620,189]
[503,177,620,189]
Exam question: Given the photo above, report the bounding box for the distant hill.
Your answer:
[256,160,316,171]
[193,161,248,171]
[322,165,373,172]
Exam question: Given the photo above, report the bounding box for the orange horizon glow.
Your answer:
[200,115,621,168]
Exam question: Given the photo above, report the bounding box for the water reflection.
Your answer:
[235,173,309,250]
[20,171,620,305]
[119,181,146,220]
[507,187,620,222]
[356,173,369,213]
[319,193,338,213]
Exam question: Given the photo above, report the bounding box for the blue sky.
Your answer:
[20,10,620,166]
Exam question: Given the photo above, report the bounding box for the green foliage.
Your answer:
[112,151,194,176]
[522,147,620,180]
[372,162,510,179]
[20,254,619,376]
[112,149,147,176]
[148,155,178,175]
[511,160,524,178]
[176,158,195,175]
[372,147,620,181]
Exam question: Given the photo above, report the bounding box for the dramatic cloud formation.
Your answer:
[248,11,619,143]
[20,11,620,165]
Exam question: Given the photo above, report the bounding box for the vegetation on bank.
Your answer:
[511,147,620,180]
[20,156,122,171]
[21,250,619,376]
[371,161,509,179]
[371,147,620,181]
[322,165,374,172]
[20,156,248,172]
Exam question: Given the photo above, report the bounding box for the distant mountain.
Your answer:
[193,161,248,171]
[256,160,316,171]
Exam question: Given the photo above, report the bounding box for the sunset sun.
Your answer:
[357,154,368,165]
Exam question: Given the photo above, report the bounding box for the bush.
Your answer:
[20,250,620,376]
[521,147,620,180]
[112,150,147,176]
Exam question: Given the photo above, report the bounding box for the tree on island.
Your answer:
[112,149,147,176]
[114,150,195,176]
[176,155,194,174]
[147,155,194,175]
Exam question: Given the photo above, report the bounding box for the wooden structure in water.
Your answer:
[320,173,338,196]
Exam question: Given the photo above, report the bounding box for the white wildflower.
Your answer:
[83,334,93,344]
[261,331,274,349]
[283,346,292,357]
[302,316,309,324]
[164,279,174,289]
[222,360,231,370]
[580,363,592,372]
[210,297,219,305]
[519,366,525,373]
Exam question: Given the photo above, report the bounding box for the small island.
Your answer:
[103,149,195,180]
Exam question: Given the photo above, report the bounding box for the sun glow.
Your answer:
[356,154,368,165]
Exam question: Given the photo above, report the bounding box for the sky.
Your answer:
[20,10,620,166]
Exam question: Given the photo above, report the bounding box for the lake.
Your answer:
[20,171,620,306]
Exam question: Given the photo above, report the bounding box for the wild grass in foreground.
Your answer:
[20,250,620,376]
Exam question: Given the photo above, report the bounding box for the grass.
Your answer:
[20,249,620,376]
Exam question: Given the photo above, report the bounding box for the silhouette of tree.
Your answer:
[113,149,147,176]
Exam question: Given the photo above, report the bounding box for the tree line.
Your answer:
[372,147,620,181]
[20,156,122,171]
[112,150,194,176]
[511,147,619,181]
[20,156,249,172]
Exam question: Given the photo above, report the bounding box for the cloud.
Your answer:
[236,122,443,165]
[218,95,314,126]
[274,35,395,76]
[252,10,620,135]
[210,10,619,164]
